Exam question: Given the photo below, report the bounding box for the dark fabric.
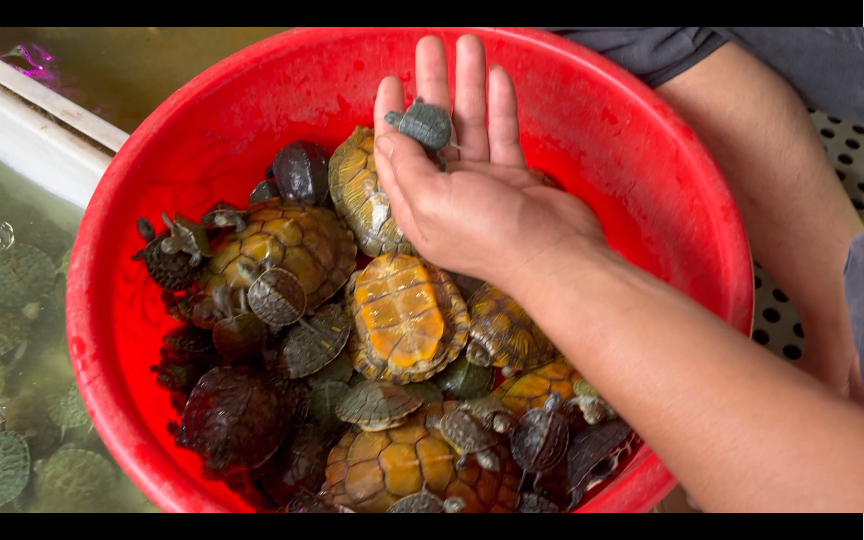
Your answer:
[843,232,864,379]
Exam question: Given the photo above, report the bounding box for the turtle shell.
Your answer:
[334,380,422,432]
[322,401,521,513]
[327,126,417,258]
[48,381,92,433]
[1,392,61,458]
[277,303,350,379]
[493,358,584,419]
[34,448,117,512]
[0,243,56,308]
[135,231,203,292]
[309,381,350,433]
[0,307,31,357]
[272,140,331,206]
[175,367,291,476]
[404,381,444,404]
[517,492,560,513]
[346,253,469,384]
[567,419,637,510]
[246,267,307,327]
[0,430,30,506]
[510,396,570,474]
[435,409,497,454]
[305,351,354,388]
[212,312,268,361]
[259,424,331,507]
[200,198,357,310]
[432,354,494,401]
[162,324,215,357]
[466,282,557,374]
[393,97,453,152]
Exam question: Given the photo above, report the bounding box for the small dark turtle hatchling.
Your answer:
[162,323,215,358]
[211,285,268,361]
[457,395,517,435]
[249,179,282,205]
[431,354,494,401]
[201,201,248,233]
[386,483,466,514]
[161,212,212,267]
[132,217,202,292]
[510,392,570,492]
[517,492,560,513]
[276,303,350,379]
[308,380,350,434]
[271,140,331,206]
[334,379,422,432]
[259,425,332,507]
[566,419,637,512]
[0,242,56,309]
[0,425,30,506]
[565,379,617,426]
[385,96,461,172]
[238,258,307,327]
[33,445,117,512]
[425,409,500,472]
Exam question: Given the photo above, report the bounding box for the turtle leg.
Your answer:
[455,453,468,471]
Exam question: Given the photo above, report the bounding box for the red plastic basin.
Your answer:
[66,27,754,513]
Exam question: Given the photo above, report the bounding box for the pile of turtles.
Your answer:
[135,97,640,513]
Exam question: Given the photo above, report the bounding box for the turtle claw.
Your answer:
[455,454,468,471]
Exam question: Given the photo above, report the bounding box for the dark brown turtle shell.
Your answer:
[133,218,202,292]
[277,304,350,379]
[213,312,268,361]
[162,324,215,357]
[258,424,331,507]
[566,418,637,511]
[385,96,454,153]
[431,354,494,401]
[272,140,331,206]
[510,393,569,476]
[334,380,422,432]
[243,265,307,327]
[309,380,350,434]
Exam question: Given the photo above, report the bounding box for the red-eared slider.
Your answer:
[211,286,268,361]
[346,253,468,384]
[309,380,350,434]
[201,197,357,310]
[48,380,92,439]
[510,393,570,492]
[202,201,248,233]
[404,382,444,404]
[322,401,521,513]
[277,303,350,379]
[334,379,422,432]
[272,140,331,206]
[465,283,557,378]
[566,419,637,512]
[0,428,30,506]
[161,212,212,267]
[259,425,331,507]
[457,395,517,435]
[0,242,56,309]
[517,492,559,513]
[132,217,202,292]
[565,379,617,426]
[162,323,215,357]
[238,259,307,327]
[386,483,466,513]
[328,126,417,257]
[175,367,291,477]
[432,354,494,401]
[305,351,353,387]
[0,307,31,359]
[425,409,500,472]
[33,446,117,512]
[385,96,460,171]
[493,359,584,420]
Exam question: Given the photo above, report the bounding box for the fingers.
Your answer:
[374,76,405,137]
[375,133,449,213]
[447,161,543,190]
[453,35,489,162]
[488,65,526,168]
[415,35,459,162]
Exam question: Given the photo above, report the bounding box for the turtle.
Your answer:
[308,380,350,434]
[48,380,93,440]
[250,179,282,205]
[510,392,571,492]
[517,491,560,513]
[132,217,203,292]
[385,96,461,172]
[211,285,268,361]
[347,370,367,388]
[450,272,485,300]
[0,391,61,458]
[201,200,248,233]
[0,307,31,359]
[32,446,117,512]
[566,419,638,512]
[284,489,356,513]
[0,220,13,250]
[276,303,351,379]
[493,358,584,420]
[271,140,331,206]
[175,366,292,477]
[0,427,30,506]
[457,395,517,435]
[465,282,558,378]
[273,378,313,429]
[0,242,56,309]
[238,258,307,327]
[161,323,215,358]
[404,381,445,404]
[386,483,466,513]
[160,212,212,267]
[565,379,618,426]
[346,253,469,384]
[258,424,332,507]
[425,409,500,472]
[305,350,354,388]
[328,125,418,258]
[151,348,220,397]
[58,247,73,278]
[200,196,357,310]
[322,401,522,513]
[431,354,495,401]
[334,379,422,432]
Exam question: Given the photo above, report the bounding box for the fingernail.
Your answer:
[375,134,394,154]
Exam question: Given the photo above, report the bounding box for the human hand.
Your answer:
[373,34,607,291]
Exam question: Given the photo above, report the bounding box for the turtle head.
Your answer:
[442,497,466,514]
[136,217,156,243]
[492,413,516,435]
[384,111,403,130]
[0,221,14,250]
[464,341,492,368]
[476,449,500,472]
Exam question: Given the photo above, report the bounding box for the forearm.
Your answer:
[504,241,864,512]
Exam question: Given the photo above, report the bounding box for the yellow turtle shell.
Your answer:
[328,126,417,258]
[346,253,469,384]
[492,357,583,420]
[199,198,357,310]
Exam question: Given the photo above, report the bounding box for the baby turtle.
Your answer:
[259,425,332,507]
[284,489,356,513]
[238,259,307,327]
[211,286,268,361]
[48,380,92,439]
[0,391,61,458]
[517,492,560,513]
[276,303,351,379]
[432,354,494,401]
[404,381,445,404]
[386,483,466,513]
[161,212,212,267]
[565,379,617,426]
[426,409,500,472]
[334,379,422,432]
[457,395,517,435]
[305,351,354,388]
[0,427,30,506]
[465,283,557,378]
[566,419,637,512]
[201,201,248,233]
[0,242,56,309]
[308,381,350,434]
[385,96,460,171]
[510,392,570,492]
[132,217,202,291]
[0,307,31,359]
[271,140,331,206]
[162,323,215,357]
[32,446,117,512]
[493,359,583,420]
[249,179,282,205]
